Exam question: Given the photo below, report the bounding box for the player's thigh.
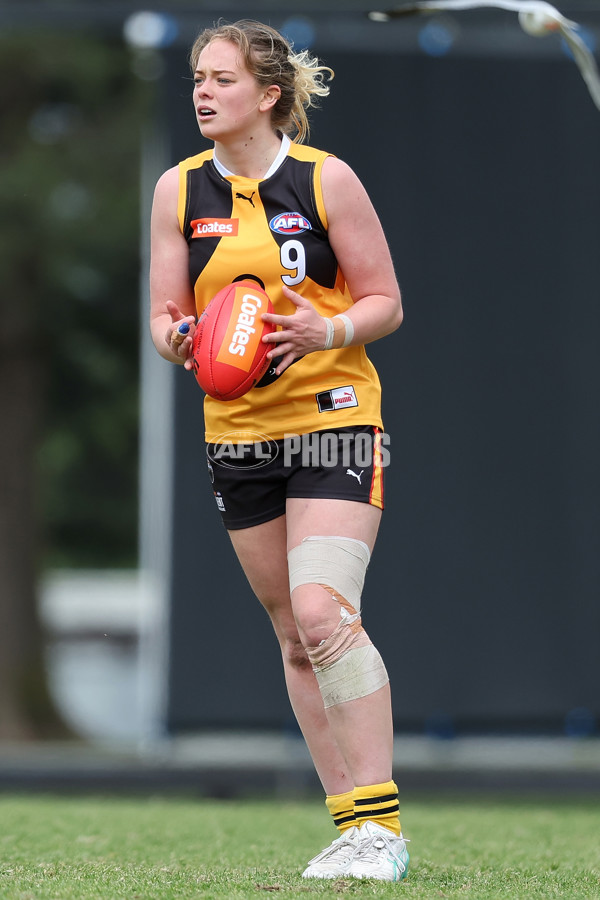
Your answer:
[286,497,382,553]
[227,514,293,622]
[285,497,382,642]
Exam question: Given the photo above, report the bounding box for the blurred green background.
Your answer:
[1,28,147,570]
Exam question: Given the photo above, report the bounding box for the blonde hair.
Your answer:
[189,19,334,143]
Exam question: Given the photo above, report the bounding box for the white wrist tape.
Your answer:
[323,317,335,351]
[334,313,354,348]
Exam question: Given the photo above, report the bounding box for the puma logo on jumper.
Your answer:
[236,191,256,207]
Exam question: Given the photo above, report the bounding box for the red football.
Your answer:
[191,280,276,401]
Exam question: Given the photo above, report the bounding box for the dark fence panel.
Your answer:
[165,45,600,734]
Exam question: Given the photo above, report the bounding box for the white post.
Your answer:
[136,117,174,747]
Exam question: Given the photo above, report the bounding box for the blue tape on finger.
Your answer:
[178,323,190,335]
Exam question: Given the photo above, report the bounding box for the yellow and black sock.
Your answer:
[353,780,401,835]
[325,790,356,835]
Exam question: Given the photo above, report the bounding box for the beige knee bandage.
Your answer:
[287,536,389,708]
[288,535,371,612]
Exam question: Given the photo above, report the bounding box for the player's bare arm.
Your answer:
[321,156,403,342]
[150,166,197,366]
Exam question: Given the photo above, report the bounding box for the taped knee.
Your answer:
[287,535,371,612]
[306,611,389,708]
[287,536,388,708]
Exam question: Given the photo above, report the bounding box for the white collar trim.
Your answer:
[213,134,291,180]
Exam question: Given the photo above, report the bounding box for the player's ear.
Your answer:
[261,85,281,110]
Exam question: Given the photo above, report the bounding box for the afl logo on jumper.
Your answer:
[269,212,312,235]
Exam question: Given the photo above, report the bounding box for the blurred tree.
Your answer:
[0,31,147,738]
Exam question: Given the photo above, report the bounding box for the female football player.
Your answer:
[149,19,408,881]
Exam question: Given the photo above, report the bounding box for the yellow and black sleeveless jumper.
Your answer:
[177,136,383,442]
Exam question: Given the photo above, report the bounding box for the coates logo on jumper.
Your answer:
[269,212,312,235]
[191,218,239,237]
[207,431,279,469]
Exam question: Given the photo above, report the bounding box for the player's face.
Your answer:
[193,40,266,138]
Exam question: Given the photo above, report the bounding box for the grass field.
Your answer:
[1,793,599,898]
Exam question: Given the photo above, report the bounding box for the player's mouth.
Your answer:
[198,106,217,119]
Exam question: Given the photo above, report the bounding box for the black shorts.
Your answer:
[206,425,388,530]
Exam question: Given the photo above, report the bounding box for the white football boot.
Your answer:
[301,825,361,878]
[348,820,410,881]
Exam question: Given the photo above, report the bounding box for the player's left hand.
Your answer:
[261,286,330,375]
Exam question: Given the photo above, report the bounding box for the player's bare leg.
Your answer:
[227,515,352,795]
[286,497,406,880]
[286,498,394,788]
